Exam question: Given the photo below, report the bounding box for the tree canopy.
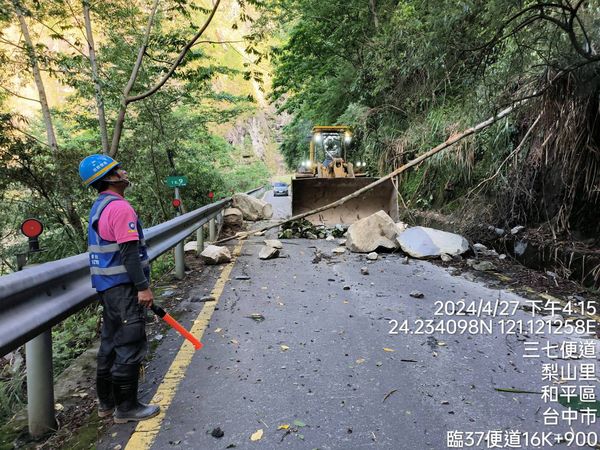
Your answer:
[268,0,600,235]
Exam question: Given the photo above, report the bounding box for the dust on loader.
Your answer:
[292,126,398,225]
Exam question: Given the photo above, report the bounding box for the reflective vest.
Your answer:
[88,193,149,292]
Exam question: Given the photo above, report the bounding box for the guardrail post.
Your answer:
[25,329,57,438]
[196,225,204,255]
[174,187,185,280]
[209,217,216,242]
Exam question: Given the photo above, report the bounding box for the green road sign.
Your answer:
[166,176,188,188]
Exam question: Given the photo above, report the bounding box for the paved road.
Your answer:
[100,194,598,450]
[263,189,291,220]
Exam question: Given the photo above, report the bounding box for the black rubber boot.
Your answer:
[96,373,114,418]
[113,377,160,424]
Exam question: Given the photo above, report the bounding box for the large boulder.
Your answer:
[223,207,243,228]
[232,194,273,221]
[397,226,469,259]
[221,207,244,238]
[200,245,232,265]
[346,211,400,253]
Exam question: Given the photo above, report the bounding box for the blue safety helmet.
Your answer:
[79,154,120,186]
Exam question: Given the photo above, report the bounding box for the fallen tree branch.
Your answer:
[215,101,525,245]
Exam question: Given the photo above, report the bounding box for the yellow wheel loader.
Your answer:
[292,126,399,225]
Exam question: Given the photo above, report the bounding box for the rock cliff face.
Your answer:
[225,107,290,175]
[206,0,290,176]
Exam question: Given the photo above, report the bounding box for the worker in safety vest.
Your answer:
[79,154,160,423]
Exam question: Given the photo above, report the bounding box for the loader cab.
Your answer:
[312,127,350,166]
[309,126,355,178]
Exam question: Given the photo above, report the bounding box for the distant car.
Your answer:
[273,182,289,197]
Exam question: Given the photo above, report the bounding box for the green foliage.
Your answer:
[52,306,99,376]
[269,0,600,233]
[150,251,175,281]
[0,355,26,422]
[0,0,271,273]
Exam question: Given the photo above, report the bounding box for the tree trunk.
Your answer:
[13,1,84,239]
[109,0,161,157]
[14,2,58,157]
[369,0,379,30]
[83,0,109,154]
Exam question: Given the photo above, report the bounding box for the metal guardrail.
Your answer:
[0,185,265,437]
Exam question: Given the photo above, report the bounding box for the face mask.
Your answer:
[105,172,131,187]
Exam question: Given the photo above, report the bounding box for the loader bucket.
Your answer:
[291,177,399,225]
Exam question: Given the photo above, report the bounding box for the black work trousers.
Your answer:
[97,283,148,380]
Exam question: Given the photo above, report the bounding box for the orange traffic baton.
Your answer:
[150,304,203,350]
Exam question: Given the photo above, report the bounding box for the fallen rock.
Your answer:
[366,252,378,261]
[200,245,231,265]
[332,247,346,254]
[264,239,283,249]
[446,267,459,275]
[514,240,528,256]
[184,241,199,252]
[259,246,279,260]
[221,208,245,238]
[401,256,409,264]
[396,221,408,234]
[487,225,505,236]
[232,193,273,221]
[440,253,452,262]
[223,207,243,227]
[511,225,525,235]
[306,232,318,240]
[360,267,369,275]
[471,260,496,271]
[326,235,335,241]
[346,211,399,253]
[397,226,469,259]
[409,290,424,299]
[338,239,347,246]
[473,243,488,252]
